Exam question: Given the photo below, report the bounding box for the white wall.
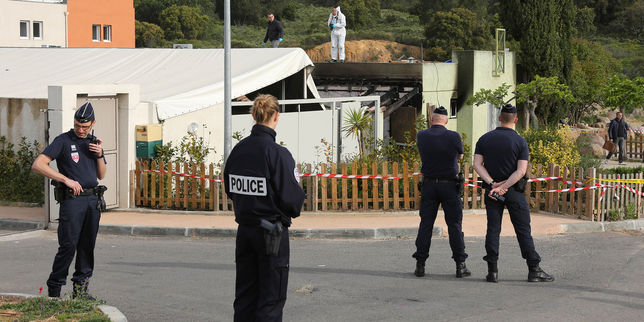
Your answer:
[160,103,224,164]
[0,98,47,147]
[0,0,67,47]
[231,103,376,165]
[422,62,459,131]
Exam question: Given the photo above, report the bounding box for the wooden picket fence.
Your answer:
[133,160,643,221]
[605,134,644,161]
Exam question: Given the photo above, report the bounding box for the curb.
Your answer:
[0,293,127,322]
[560,218,644,233]
[94,224,439,240]
[0,218,45,231]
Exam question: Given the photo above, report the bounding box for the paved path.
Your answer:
[0,231,642,321]
[99,210,584,237]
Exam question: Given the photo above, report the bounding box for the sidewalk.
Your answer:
[1,206,641,239]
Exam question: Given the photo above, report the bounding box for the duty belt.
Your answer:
[424,178,456,184]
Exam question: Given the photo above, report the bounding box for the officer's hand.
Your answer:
[89,137,103,158]
[64,178,83,195]
[489,186,507,201]
[261,42,266,46]
[331,23,336,28]
[492,181,506,189]
[279,38,283,42]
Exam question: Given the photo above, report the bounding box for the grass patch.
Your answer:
[0,295,108,322]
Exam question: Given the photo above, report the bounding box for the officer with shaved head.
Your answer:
[413,106,471,279]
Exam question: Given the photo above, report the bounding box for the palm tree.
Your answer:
[342,108,371,156]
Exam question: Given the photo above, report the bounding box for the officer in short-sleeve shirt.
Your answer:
[473,104,554,283]
[412,106,470,278]
[31,102,107,298]
[224,94,305,322]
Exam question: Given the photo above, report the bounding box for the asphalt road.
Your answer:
[1,231,643,321]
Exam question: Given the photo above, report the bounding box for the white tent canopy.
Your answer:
[0,47,316,119]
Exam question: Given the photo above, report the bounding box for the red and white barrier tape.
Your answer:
[300,173,401,180]
[629,129,644,135]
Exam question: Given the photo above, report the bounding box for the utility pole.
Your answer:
[223,0,232,162]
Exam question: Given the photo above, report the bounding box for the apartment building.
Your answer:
[0,0,67,47]
[0,0,134,48]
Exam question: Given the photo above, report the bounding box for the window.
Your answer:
[450,98,458,118]
[103,25,111,42]
[33,21,43,40]
[20,20,29,39]
[92,24,101,42]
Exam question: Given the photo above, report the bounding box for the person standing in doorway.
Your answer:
[606,111,630,164]
[327,6,346,62]
[262,13,284,48]
[31,102,108,298]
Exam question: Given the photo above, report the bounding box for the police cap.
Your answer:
[74,102,95,123]
[501,104,517,114]
[433,106,448,116]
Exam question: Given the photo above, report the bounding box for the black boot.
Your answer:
[486,262,498,283]
[48,287,61,298]
[456,262,471,278]
[528,266,555,282]
[414,261,425,277]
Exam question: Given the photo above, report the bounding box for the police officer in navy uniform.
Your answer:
[473,104,554,283]
[224,94,305,322]
[413,106,471,278]
[31,102,107,298]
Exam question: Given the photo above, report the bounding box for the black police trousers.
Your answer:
[234,224,290,322]
[413,181,468,263]
[47,194,101,292]
[483,189,541,267]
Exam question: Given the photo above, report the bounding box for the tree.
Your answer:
[515,76,575,128]
[466,83,512,109]
[135,20,166,47]
[603,75,644,114]
[609,0,644,42]
[342,109,372,156]
[424,8,490,61]
[574,7,596,36]
[159,5,209,40]
[337,0,381,30]
[467,76,574,129]
[135,0,218,25]
[569,38,620,124]
[500,0,575,83]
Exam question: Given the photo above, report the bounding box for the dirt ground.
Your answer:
[306,39,421,62]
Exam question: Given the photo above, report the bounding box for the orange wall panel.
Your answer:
[67,0,134,48]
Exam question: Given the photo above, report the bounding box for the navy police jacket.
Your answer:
[224,124,305,227]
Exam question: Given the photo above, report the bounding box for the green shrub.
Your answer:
[603,165,644,175]
[0,136,44,204]
[521,126,581,174]
[625,203,638,220]
[608,209,620,221]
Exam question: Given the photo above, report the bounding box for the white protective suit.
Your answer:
[327,6,347,61]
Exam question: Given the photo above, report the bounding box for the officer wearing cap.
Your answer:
[412,106,471,278]
[473,104,554,283]
[224,94,305,322]
[31,102,107,298]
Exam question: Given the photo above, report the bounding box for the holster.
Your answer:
[95,185,107,211]
[456,173,464,195]
[260,219,283,256]
[513,175,528,193]
[51,180,66,204]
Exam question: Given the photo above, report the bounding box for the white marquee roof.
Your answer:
[0,47,315,119]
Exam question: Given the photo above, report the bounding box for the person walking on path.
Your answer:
[606,111,630,164]
[31,102,108,298]
[412,106,471,278]
[262,13,284,48]
[473,104,555,284]
[225,94,305,321]
[327,6,346,62]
